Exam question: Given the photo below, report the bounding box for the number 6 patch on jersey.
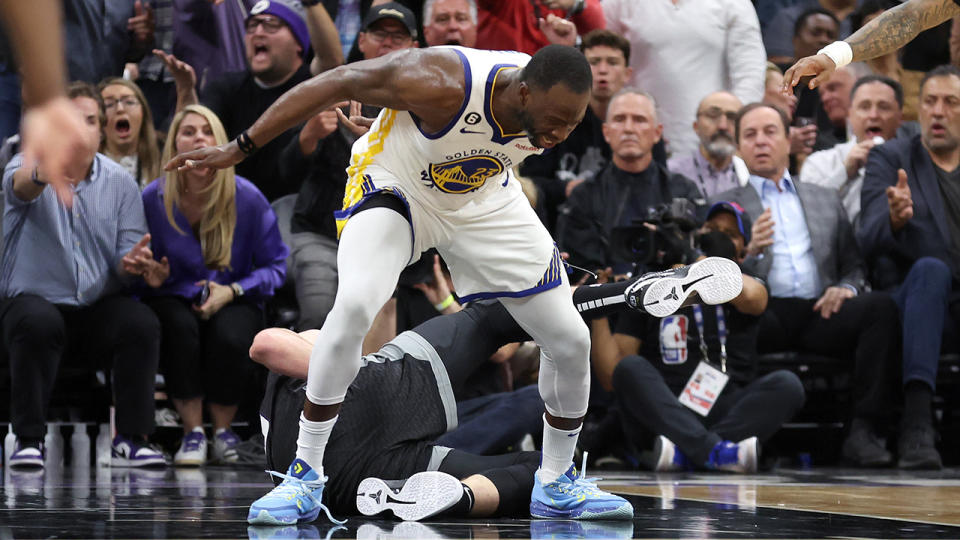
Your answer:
[659,314,689,365]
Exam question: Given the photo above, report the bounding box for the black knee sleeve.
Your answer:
[480,451,540,517]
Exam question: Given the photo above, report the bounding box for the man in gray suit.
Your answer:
[711,102,901,467]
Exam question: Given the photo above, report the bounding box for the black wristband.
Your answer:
[236,130,258,155]
[301,0,321,5]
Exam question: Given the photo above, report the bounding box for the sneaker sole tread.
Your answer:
[356,471,462,521]
[638,257,743,318]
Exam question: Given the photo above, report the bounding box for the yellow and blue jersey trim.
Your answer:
[336,109,401,238]
[457,245,567,304]
[484,64,527,145]
[409,48,472,140]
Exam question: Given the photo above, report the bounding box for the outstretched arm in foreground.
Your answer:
[165,48,465,173]
[784,0,960,89]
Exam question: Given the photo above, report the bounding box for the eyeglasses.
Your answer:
[103,96,141,110]
[365,29,412,44]
[698,107,738,122]
[245,16,286,34]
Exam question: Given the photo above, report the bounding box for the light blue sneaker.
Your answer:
[247,458,345,526]
[530,454,634,520]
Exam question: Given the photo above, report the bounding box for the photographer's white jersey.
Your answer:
[334,46,563,302]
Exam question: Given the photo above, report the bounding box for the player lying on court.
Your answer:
[166,41,732,525]
[252,262,743,522]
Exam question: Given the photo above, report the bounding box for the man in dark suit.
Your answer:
[858,65,960,470]
[558,89,703,279]
[712,102,901,467]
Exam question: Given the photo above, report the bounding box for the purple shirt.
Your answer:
[141,175,288,302]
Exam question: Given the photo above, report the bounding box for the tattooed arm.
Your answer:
[784,0,960,90]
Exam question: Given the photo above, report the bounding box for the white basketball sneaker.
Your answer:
[624,257,743,318]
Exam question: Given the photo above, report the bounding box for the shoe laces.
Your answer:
[183,433,205,452]
[558,452,606,497]
[265,469,346,525]
[217,430,240,446]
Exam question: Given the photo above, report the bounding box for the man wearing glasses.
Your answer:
[356,3,419,61]
[668,92,747,199]
[162,0,322,202]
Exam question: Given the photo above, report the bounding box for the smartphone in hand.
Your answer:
[195,281,210,306]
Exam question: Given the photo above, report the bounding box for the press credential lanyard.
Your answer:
[691,304,727,373]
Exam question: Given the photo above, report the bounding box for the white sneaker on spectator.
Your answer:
[111,434,166,467]
[212,428,240,464]
[9,440,44,469]
[174,427,207,467]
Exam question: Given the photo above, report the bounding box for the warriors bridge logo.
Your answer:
[423,155,504,194]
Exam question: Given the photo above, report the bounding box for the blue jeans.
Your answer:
[0,68,21,139]
[435,384,543,455]
[893,257,954,390]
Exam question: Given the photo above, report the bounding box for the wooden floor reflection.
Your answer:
[611,470,960,527]
[4,466,960,538]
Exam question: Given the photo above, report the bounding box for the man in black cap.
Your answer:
[588,201,805,474]
[357,2,420,61]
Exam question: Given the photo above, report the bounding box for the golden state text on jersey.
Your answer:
[421,150,516,194]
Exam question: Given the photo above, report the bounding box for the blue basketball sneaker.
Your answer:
[530,455,634,520]
[705,437,758,473]
[247,458,345,526]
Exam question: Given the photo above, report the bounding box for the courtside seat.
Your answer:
[266,194,299,330]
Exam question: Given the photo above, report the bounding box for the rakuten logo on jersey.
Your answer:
[514,142,538,152]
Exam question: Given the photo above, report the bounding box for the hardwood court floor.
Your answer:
[3,465,960,538]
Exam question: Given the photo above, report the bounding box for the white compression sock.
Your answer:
[294,413,337,477]
[537,415,581,484]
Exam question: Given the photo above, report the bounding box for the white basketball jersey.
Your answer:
[342,47,544,215]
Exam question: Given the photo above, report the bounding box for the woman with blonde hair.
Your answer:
[129,104,288,466]
[98,77,161,188]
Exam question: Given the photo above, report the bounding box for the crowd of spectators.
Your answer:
[1,0,960,475]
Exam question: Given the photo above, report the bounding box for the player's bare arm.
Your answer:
[784,0,960,90]
[165,48,467,172]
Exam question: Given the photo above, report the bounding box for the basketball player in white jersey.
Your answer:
[168,44,741,525]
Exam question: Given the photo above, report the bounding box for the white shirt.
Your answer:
[800,139,861,226]
[604,0,765,156]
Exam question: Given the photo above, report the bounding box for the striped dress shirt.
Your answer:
[1,153,147,306]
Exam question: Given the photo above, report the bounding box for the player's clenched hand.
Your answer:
[165,141,245,172]
[782,53,837,92]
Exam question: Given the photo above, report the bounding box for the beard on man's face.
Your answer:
[704,131,736,158]
[520,109,544,148]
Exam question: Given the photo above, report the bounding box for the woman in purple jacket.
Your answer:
[134,104,288,466]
